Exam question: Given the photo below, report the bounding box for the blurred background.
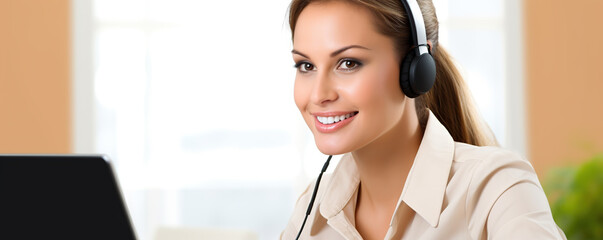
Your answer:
[1,0,602,239]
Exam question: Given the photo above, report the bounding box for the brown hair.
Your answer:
[289,0,498,146]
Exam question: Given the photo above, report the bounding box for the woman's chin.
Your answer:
[314,137,351,156]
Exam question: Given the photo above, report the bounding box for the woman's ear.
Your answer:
[427,40,433,51]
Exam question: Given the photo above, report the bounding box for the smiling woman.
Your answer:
[281,0,567,239]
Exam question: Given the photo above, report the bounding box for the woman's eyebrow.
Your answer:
[291,49,309,59]
[291,45,371,59]
[330,45,370,57]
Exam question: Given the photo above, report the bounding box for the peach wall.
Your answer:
[525,0,603,176]
[0,0,70,153]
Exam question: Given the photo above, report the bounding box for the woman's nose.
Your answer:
[310,71,338,105]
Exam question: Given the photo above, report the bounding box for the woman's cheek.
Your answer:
[293,78,306,111]
[293,78,314,127]
[344,71,381,106]
[381,61,405,100]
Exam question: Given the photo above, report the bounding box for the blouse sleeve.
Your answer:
[487,182,567,240]
[465,149,567,240]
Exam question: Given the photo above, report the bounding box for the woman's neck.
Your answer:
[351,104,423,213]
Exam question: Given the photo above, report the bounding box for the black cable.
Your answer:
[295,155,333,240]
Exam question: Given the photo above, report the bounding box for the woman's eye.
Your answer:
[295,62,315,73]
[302,63,315,72]
[337,59,361,71]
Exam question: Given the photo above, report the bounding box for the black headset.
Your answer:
[400,0,437,98]
[295,1,435,239]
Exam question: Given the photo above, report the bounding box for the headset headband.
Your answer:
[401,0,429,55]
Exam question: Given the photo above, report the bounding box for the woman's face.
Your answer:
[293,1,409,155]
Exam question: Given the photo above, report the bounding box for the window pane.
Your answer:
[445,28,506,143]
[448,0,504,18]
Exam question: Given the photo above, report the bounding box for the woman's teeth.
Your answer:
[317,112,357,125]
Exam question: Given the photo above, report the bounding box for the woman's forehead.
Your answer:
[292,1,394,55]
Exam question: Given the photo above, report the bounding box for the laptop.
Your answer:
[0,155,137,240]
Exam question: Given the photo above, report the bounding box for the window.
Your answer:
[72,1,523,239]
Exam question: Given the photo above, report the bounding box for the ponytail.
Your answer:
[416,46,499,146]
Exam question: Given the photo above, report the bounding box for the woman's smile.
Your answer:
[313,111,359,133]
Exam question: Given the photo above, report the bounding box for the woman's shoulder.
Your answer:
[451,142,536,180]
[450,142,546,226]
[449,143,566,239]
[451,142,540,193]
[453,142,527,165]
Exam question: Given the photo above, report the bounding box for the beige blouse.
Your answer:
[281,111,567,240]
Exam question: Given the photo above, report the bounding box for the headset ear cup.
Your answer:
[412,53,437,95]
[400,52,419,98]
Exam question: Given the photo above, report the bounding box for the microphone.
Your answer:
[295,155,333,240]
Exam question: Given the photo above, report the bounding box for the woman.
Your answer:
[281,0,566,239]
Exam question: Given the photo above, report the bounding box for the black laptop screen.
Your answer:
[0,155,136,240]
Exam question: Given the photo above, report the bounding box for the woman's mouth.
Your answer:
[314,111,358,133]
[316,112,358,124]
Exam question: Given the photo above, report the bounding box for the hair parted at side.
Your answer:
[289,0,499,147]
